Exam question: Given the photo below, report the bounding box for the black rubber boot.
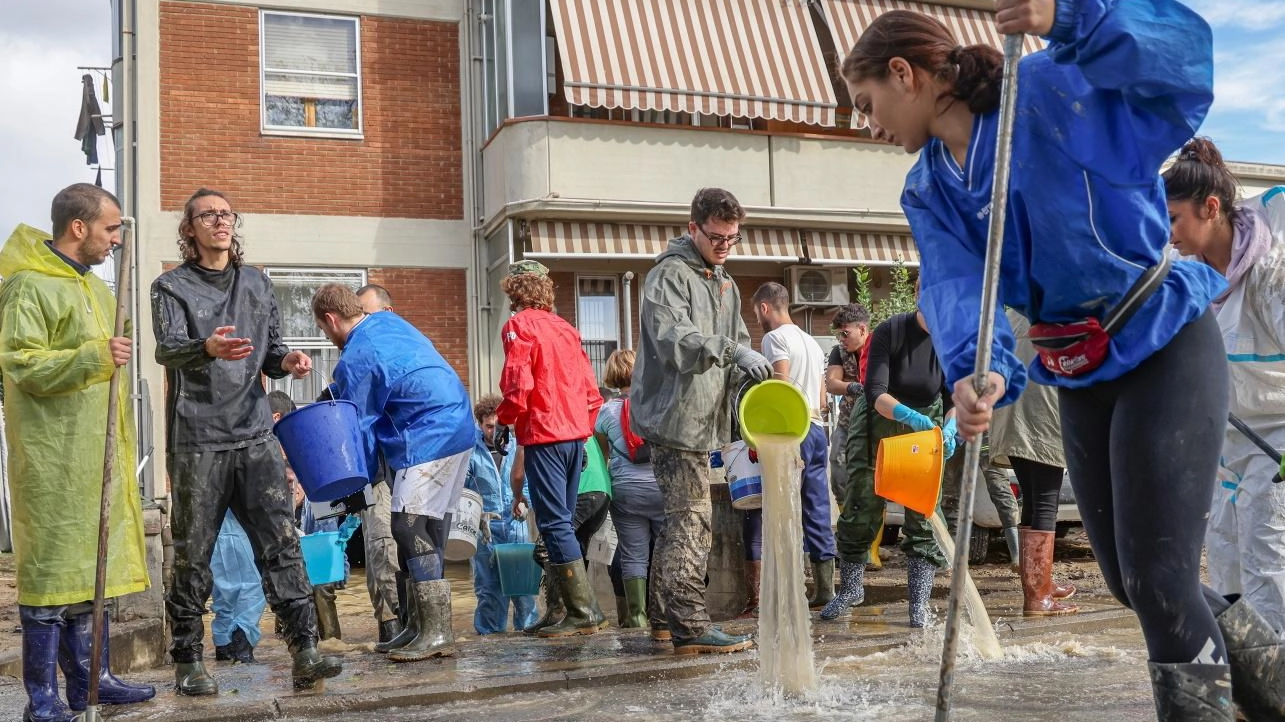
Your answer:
[907,556,935,628]
[291,645,343,690]
[808,559,836,609]
[376,576,418,653]
[1209,594,1285,720]
[20,615,75,722]
[59,613,156,710]
[378,619,403,645]
[524,572,565,636]
[1148,662,1234,721]
[538,561,606,637]
[389,580,456,662]
[174,660,218,697]
[820,560,866,620]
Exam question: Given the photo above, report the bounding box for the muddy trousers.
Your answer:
[167,440,317,662]
[360,481,401,623]
[651,445,715,641]
[836,396,946,568]
[1059,311,1227,665]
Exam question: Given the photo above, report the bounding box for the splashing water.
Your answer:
[755,435,817,695]
[927,512,1003,659]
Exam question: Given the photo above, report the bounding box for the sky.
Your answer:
[1,0,1283,237]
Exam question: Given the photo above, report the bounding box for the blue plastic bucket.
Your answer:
[300,531,345,586]
[494,542,542,597]
[273,399,369,502]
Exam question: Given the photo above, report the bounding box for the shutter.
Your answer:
[263,13,358,101]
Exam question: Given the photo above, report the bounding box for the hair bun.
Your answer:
[1178,137,1226,168]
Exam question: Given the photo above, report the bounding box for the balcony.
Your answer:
[479,117,918,234]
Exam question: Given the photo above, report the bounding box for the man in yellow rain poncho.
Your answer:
[0,184,153,722]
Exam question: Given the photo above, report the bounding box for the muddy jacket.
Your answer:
[152,262,291,452]
[631,235,749,452]
[0,224,148,606]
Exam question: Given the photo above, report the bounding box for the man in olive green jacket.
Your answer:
[631,187,771,654]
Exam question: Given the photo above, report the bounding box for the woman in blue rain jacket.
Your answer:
[838,1,1278,717]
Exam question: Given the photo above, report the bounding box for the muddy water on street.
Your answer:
[287,625,1155,721]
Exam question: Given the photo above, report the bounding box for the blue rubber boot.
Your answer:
[19,610,75,722]
[59,613,156,710]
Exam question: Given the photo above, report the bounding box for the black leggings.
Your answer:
[1010,457,1062,532]
[1058,311,1227,664]
[391,511,450,581]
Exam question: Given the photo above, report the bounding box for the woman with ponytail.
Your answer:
[1162,137,1285,719]
[839,1,1277,719]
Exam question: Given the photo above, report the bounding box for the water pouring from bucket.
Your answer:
[738,379,817,695]
[874,429,1001,659]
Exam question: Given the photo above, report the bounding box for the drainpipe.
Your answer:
[622,271,635,350]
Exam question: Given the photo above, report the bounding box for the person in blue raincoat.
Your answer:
[840,1,1279,718]
[467,395,538,634]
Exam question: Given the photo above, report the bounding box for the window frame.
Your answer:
[575,274,621,385]
[259,9,364,139]
[263,267,368,404]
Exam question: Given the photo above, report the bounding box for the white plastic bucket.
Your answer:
[724,440,764,510]
[444,488,484,561]
[586,513,617,566]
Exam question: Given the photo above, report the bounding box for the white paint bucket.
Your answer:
[444,488,484,561]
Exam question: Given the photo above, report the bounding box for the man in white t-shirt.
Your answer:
[752,281,839,609]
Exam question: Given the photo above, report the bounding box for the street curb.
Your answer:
[137,607,1141,721]
[0,617,165,679]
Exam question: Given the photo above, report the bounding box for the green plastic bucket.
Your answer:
[737,379,810,448]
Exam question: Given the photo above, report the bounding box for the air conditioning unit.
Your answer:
[787,266,849,307]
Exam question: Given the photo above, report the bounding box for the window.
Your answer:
[261,11,361,135]
[264,268,367,404]
[576,276,619,385]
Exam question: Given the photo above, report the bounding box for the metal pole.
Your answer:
[621,271,635,350]
[935,33,1024,722]
[85,217,135,722]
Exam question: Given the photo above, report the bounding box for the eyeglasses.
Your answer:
[834,328,865,339]
[192,211,240,228]
[699,225,742,248]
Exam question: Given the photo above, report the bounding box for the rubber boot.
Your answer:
[1020,529,1077,616]
[174,660,218,697]
[1019,527,1075,598]
[59,614,156,710]
[808,559,836,609]
[214,627,255,664]
[378,619,403,645]
[314,586,342,641]
[538,561,606,637]
[736,560,761,620]
[1003,526,1020,573]
[622,577,648,628]
[524,572,566,636]
[389,579,456,662]
[1209,594,1285,720]
[673,625,754,655]
[376,577,418,653]
[20,617,75,722]
[906,557,935,628]
[1148,662,1234,721]
[820,560,866,620]
[291,645,342,690]
[615,596,629,627]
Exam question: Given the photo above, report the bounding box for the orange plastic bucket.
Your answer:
[874,427,945,517]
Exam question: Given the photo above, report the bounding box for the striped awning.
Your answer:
[524,221,802,261]
[820,1,1047,58]
[549,0,839,126]
[804,230,920,266]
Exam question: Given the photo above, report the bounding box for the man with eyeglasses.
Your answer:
[823,303,872,505]
[151,188,342,696]
[631,187,770,655]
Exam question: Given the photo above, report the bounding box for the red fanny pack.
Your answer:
[1027,256,1172,379]
[1028,318,1110,378]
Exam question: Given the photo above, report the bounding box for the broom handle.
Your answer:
[935,34,1024,722]
[89,217,135,710]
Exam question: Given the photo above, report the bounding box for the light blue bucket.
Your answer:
[273,399,370,502]
[300,531,345,586]
[494,542,542,597]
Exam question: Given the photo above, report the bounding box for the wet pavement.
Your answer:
[0,555,1152,721]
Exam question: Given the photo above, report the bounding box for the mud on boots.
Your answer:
[807,558,836,610]
[59,613,155,711]
[1020,529,1078,616]
[538,560,606,637]
[1203,591,1285,720]
[389,553,456,662]
[673,625,754,655]
[376,576,418,653]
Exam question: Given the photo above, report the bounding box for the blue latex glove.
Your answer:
[942,417,959,459]
[335,514,363,546]
[892,403,936,433]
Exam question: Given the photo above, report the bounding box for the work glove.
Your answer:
[733,345,773,382]
[942,417,959,459]
[892,403,937,433]
[494,424,512,456]
[846,381,864,398]
[329,488,371,516]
